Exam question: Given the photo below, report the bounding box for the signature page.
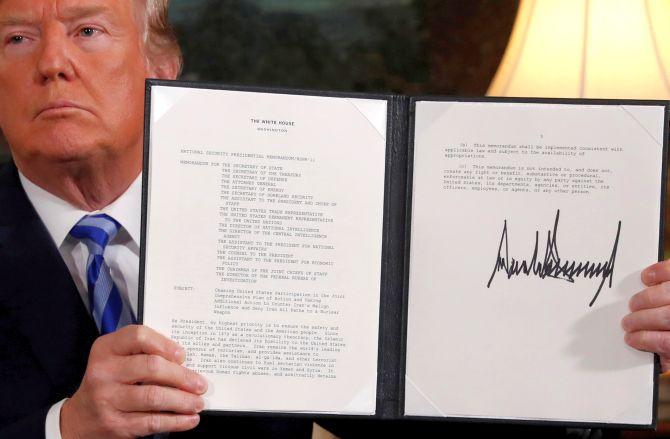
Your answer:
[405,100,665,425]
[142,85,387,414]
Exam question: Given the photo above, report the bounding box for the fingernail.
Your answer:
[621,317,629,331]
[642,269,656,284]
[624,332,632,345]
[191,375,207,393]
[196,397,205,412]
[175,348,185,362]
[197,377,208,393]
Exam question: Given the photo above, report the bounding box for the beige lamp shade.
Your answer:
[487,0,670,99]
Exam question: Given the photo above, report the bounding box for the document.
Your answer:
[405,101,664,425]
[141,80,667,427]
[142,85,388,414]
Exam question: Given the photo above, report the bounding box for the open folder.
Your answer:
[139,79,668,429]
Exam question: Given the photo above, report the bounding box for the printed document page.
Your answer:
[405,100,664,425]
[143,86,388,414]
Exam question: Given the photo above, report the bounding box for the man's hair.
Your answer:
[139,0,183,75]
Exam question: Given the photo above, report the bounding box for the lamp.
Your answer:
[487,0,670,99]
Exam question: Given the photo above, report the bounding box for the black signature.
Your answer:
[486,210,621,307]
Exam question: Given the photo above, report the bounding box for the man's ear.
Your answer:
[147,55,181,80]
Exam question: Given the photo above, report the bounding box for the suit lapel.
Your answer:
[0,162,98,395]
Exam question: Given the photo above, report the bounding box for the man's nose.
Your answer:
[36,32,75,83]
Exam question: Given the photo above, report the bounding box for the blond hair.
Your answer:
[137,0,183,76]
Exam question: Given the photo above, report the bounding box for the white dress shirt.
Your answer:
[18,171,142,439]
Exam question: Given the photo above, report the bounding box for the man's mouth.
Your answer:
[36,101,91,119]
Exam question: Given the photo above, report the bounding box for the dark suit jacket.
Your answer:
[0,162,312,438]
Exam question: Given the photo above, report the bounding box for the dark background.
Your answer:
[171,0,517,94]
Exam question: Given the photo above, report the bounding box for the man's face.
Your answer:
[0,0,157,165]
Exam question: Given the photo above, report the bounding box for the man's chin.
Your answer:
[19,122,106,160]
[14,137,106,166]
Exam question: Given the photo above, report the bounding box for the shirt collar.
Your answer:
[19,171,142,248]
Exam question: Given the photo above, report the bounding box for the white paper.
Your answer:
[405,100,664,425]
[143,85,388,414]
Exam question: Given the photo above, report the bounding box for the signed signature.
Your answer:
[487,210,621,307]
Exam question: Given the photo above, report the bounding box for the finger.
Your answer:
[662,357,670,374]
[127,412,200,436]
[641,261,670,287]
[629,283,670,312]
[622,306,670,332]
[115,384,205,414]
[103,325,185,363]
[120,354,207,394]
[624,330,670,356]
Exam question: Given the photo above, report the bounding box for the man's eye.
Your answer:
[8,35,25,45]
[79,27,98,37]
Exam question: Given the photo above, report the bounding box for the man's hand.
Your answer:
[622,260,670,372]
[60,325,208,438]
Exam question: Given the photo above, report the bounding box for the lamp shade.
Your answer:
[487,0,670,99]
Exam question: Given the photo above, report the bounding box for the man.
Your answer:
[0,0,312,437]
[0,0,667,438]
